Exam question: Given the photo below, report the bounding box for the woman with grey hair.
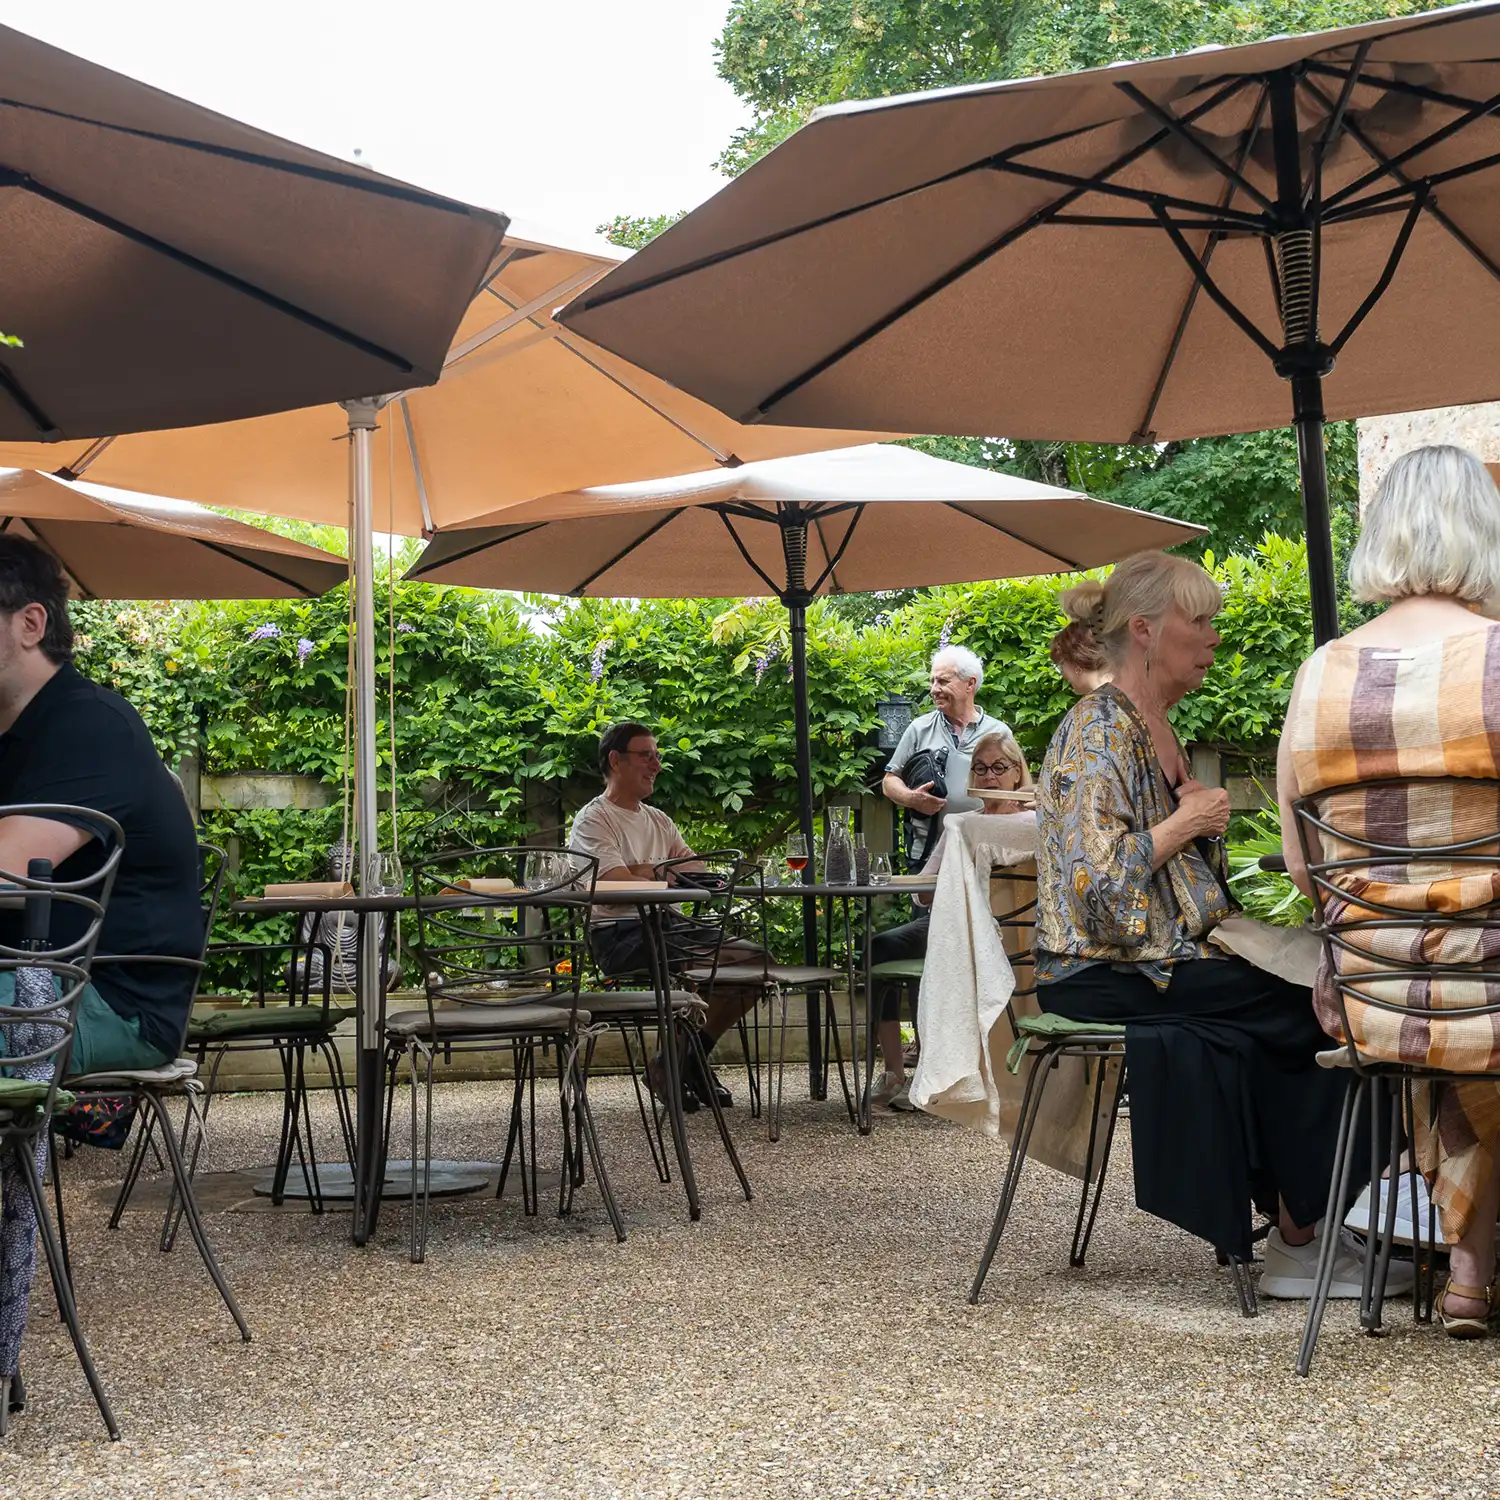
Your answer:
[1032,550,1377,1299]
[1279,443,1500,1335]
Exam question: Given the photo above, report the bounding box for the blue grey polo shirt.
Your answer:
[886,706,1010,857]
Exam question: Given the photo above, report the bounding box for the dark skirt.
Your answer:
[1039,956,1359,1259]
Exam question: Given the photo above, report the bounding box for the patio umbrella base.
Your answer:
[249,1161,501,1202]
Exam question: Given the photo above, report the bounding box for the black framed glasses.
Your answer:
[971,760,1019,778]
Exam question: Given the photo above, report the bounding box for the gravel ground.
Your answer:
[3,1073,1499,1498]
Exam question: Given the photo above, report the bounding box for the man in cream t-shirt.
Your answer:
[569,721,759,1110]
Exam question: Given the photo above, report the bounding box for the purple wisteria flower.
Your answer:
[753,640,780,685]
[396,621,416,634]
[589,638,612,683]
[248,622,282,643]
[938,610,959,649]
[296,637,315,665]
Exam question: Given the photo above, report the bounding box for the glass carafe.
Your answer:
[823,805,855,886]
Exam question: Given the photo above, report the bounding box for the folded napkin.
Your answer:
[594,879,668,891]
[887,872,934,887]
[454,877,517,894]
[259,881,354,899]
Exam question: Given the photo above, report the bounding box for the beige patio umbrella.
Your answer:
[557,0,1500,644]
[0,227,888,534]
[409,442,1203,1069]
[0,471,346,598]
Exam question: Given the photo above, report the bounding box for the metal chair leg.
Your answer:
[686,1024,753,1203]
[15,1136,120,1439]
[1070,1059,1127,1268]
[1297,1074,1364,1376]
[107,1104,159,1230]
[769,983,789,1145]
[1364,1080,1404,1335]
[618,1022,670,1183]
[570,1050,627,1243]
[970,1047,1057,1304]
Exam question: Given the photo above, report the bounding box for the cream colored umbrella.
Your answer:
[0,471,346,598]
[0,227,887,534]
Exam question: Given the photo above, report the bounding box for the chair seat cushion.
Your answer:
[385,1003,581,1039]
[682,963,842,987]
[189,1004,351,1041]
[0,1076,74,1111]
[576,989,705,1017]
[869,958,926,981]
[1016,1013,1128,1041]
[67,1057,200,1090]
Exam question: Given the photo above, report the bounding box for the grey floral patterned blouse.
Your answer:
[1035,684,1231,990]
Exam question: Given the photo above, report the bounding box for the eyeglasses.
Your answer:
[620,748,663,766]
[970,760,1018,778]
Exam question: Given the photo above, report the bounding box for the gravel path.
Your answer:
[2,1075,1498,1498]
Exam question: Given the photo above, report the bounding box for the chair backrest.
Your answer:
[411,845,597,1028]
[1293,774,1500,1070]
[650,850,751,985]
[0,805,124,1121]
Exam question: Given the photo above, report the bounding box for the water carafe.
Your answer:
[823,805,855,885]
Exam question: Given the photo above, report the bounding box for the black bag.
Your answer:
[897,747,948,868]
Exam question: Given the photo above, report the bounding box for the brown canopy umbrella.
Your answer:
[0,228,887,533]
[0,24,505,441]
[558,1,1500,642]
[0,471,346,598]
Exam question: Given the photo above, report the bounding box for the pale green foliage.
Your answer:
[597,212,688,250]
[1226,802,1314,928]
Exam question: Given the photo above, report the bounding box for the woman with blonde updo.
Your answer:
[1031,551,1383,1299]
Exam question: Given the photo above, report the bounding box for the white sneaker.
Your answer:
[1344,1174,1449,1246]
[1260,1224,1414,1300]
[870,1070,903,1107]
[889,1078,917,1113]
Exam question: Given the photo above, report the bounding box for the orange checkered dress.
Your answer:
[1286,625,1500,1241]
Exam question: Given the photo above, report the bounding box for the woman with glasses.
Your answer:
[869,729,1035,1112]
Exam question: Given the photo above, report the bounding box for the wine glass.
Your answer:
[869,853,893,886]
[523,851,553,891]
[368,851,404,895]
[785,833,808,877]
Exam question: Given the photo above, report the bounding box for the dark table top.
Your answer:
[232,885,712,917]
[750,880,936,898]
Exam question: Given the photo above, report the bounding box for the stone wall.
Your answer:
[1357,403,1500,507]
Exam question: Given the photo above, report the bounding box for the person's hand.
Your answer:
[907,780,946,817]
[1177,782,1231,838]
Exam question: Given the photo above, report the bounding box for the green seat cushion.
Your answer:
[0,1076,75,1112]
[188,1004,351,1041]
[1006,1012,1127,1073]
[869,958,926,981]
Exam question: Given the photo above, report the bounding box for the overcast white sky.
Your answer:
[0,0,749,246]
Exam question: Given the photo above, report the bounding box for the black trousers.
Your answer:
[869,911,930,1023]
[1040,957,1362,1259]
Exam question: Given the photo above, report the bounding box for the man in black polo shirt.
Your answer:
[0,537,200,1075]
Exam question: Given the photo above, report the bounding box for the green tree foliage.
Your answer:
[598,212,687,250]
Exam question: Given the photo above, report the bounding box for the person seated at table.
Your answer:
[570,720,762,1109]
[1278,444,1500,1335]
[1033,548,1399,1299]
[869,728,1034,1112]
[0,536,202,1076]
[1049,621,1110,696]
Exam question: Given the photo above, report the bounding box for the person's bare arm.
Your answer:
[882,772,945,817]
[1147,781,1230,872]
[0,815,91,881]
[1277,662,1315,898]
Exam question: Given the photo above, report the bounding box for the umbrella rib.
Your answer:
[985,158,1265,229]
[566,76,1255,318]
[1130,83,1268,445]
[19,177,421,377]
[0,357,60,438]
[571,511,684,595]
[406,524,551,578]
[443,267,606,367]
[714,509,785,597]
[23,519,96,599]
[189,537,323,596]
[809,507,864,594]
[1113,82,1274,213]
[1151,205,1281,362]
[1301,61,1487,115]
[1307,44,1371,203]
[1304,76,1500,287]
[943,503,1086,571]
[397,399,434,535]
[0,97,496,217]
[1328,186,1429,357]
[744,82,1264,422]
[1323,86,1500,211]
[52,436,116,481]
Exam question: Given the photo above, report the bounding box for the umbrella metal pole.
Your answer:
[786,594,825,1100]
[1269,66,1340,647]
[343,397,384,1246]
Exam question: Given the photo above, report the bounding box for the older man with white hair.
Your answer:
[882,644,1010,868]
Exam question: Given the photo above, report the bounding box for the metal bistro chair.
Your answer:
[679,857,846,1144]
[967,865,1168,1308]
[394,846,622,1263]
[0,813,122,1440]
[58,841,250,1343]
[578,852,753,1215]
[1293,775,1500,1376]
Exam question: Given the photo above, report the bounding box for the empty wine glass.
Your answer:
[869,853,893,886]
[367,851,404,895]
[523,851,554,891]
